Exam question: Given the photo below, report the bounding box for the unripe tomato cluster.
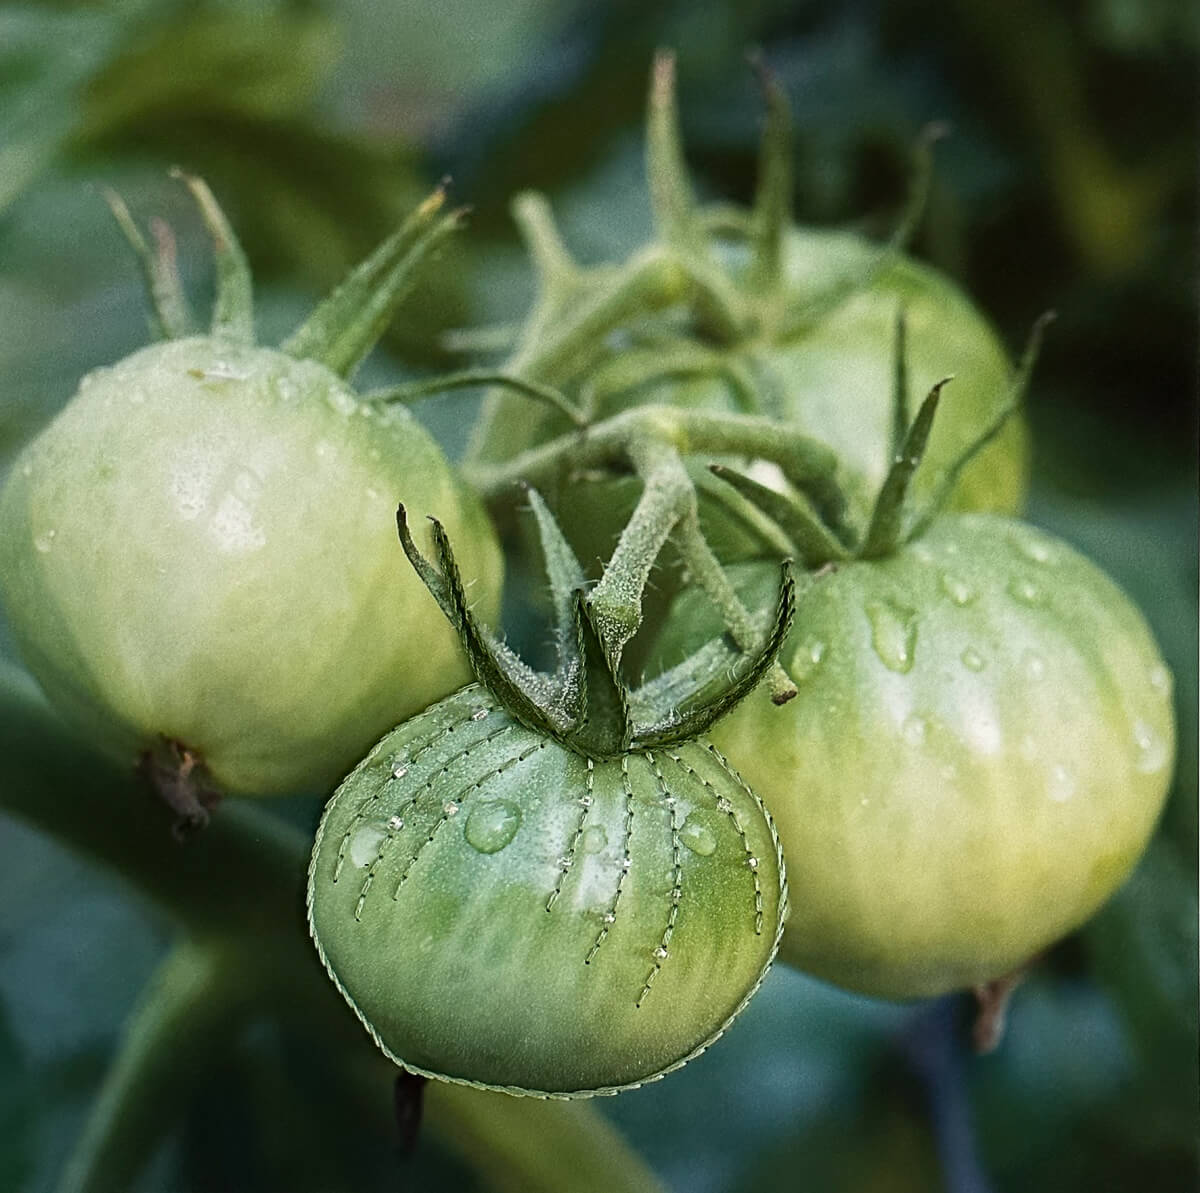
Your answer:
[1,58,1174,1098]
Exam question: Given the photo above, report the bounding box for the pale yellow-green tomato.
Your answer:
[653,515,1175,999]
[0,337,502,796]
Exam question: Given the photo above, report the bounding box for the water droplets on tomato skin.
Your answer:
[679,815,718,857]
[790,639,826,683]
[349,823,388,868]
[1047,764,1076,803]
[580,826,608,855]
[866,601,917,674]
[1132,720,1169,774]
[33,529,56,554]
[940,573,976,606]
[960,647,986,673]
[1007,577,1045,606]
[1149,664,1171,696]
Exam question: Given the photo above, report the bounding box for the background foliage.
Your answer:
[0,1,1195,1190]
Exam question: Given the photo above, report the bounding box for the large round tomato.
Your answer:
[0,336,503,796]
[651,514,1174,998]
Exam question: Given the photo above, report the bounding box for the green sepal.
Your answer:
[888,303,909,462]
[573,590,633,756]
[859,376,951,559]
[707,464,850,566]
[396,506,579,742]
[905,310,1056,542]
[171,170,254,345]
[748,53,794,296]
[630,559,795,748]
[101,187,195,341]
[282,188,460,377]
[646,50,697,251]
[523,487,588,672]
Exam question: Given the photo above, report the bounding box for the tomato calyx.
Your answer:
[707,307,1056,564]
[398,490,795,757]
[136,739,222,839]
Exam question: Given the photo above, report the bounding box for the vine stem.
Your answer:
[0,666,666,1193]
[466,404,840,512]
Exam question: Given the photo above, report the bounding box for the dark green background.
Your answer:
[1,1,1195,1190]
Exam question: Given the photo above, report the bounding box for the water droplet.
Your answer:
[580,826,607,854]
[790,639,826,682]
[715,797,733,814]
[578,795,593,808]
[940,573,976,606]
[679,815,717,856]
[902,716,927,745]
[602,912,616,924]
[620,857,632,872]
[1149,664,1171,695]
[867,601,917,674]
[443,800,460,817]
[1132,721,1169,774]
[653,946,669,960]
[960,647,986,672]
[324,388,358,416]
[386,815,403,831]
[1048,764,1076,802]
[470,707,489,722]
[1023,651,1046,680]
[556,856,572,871]
[860,796,870,807]
[911,544,935,565]
[391,765,409,780]
[463,799,521,854]
[349,824,387,867]
[33,529,56,553]
[746,856,759,870]
[1008,577,1044,606]
[1015,533,1053,564]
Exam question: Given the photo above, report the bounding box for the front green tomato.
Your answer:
[653,514,1174,998]
[308,684,785,1096]
[0,337,501,795]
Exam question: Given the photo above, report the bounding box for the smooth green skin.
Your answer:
[652,515,1174,999]
[0,337,502,796]
[554,228,1028,571]
[308,683,785,1096]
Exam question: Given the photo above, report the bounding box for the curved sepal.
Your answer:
[396,505,579,741]
[630,560,795,747]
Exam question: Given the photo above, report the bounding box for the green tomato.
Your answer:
[551,228,1027,573]
[0,336,502,796]
[308,683,785,1096]
[651,514,1174,999]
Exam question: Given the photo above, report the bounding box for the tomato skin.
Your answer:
[0,337,503,796]
[308,683,785,1095]
[652,514,1174,998]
